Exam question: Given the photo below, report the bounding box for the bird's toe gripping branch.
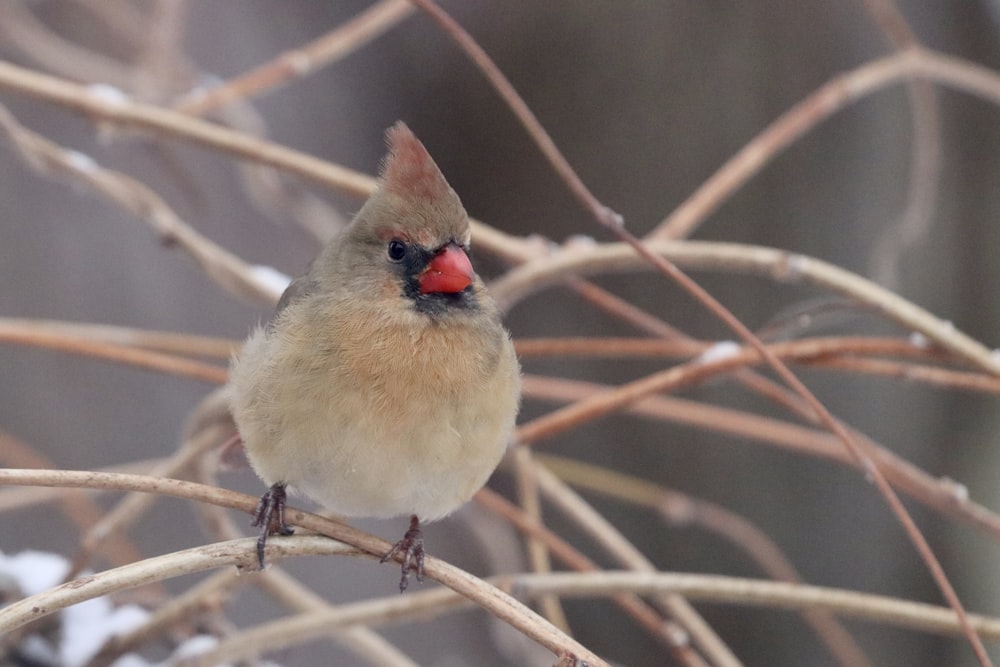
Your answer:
[252,482,295,569]
[380,514,425,593]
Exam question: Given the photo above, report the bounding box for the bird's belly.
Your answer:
[249,392,511,521]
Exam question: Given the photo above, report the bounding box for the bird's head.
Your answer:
[329,122,483,317]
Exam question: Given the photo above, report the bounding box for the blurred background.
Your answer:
[1,1,1000,665]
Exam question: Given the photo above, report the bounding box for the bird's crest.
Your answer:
[381,122,452,202]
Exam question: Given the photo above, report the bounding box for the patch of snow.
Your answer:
[250,265,292,297]
[62,598,149,667]
[908,332,929,349]
[0,549,68,595]
[86,84,131,107]
[563,235,597,252]
[65,150,98,173]
[696,341,742,365]
[0,551,148,667]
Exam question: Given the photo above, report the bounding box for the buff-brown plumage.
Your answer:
[228,123,520,586]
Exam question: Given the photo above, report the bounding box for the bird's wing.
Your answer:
[275,274,317,315]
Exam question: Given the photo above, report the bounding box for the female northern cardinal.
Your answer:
[228,122,521,591]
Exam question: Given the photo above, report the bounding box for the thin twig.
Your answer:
[538,454,872,667]
[131,0,190,103]
[567,278,689,338]
[860,0,942,288]
[609,223,993,666]
[88,569,245,667]
[126,567,1000,667]
[404,5,993,659]
[531,463,744,667]
[64,0,147,51]
[809,355,1000,394]
[0,429,148,570]
[0,458,168,513]
[521,374,1000,541]
[0,101,282,307]
[0,469,607,666]
[253,568,422,667]
[499,571,1000,641]
[65,402,232,579]
[515,335,1000,393]
[0,318,228,384]
[172,572,465,667]
[0,318,236,359]
[511,447,571,633]
[0,1,134,87]
[3,48,1000,255]
[175,0,415,115]
[491,241,1000,375]
[182,429,421,667]
[475,488,711,666]
[0,59,522,251]
[647,49,976,241]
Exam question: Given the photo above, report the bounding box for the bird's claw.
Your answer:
[380,515,424,592]
[252,482,294,569]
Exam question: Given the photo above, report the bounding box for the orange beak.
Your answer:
[419,243,474,294]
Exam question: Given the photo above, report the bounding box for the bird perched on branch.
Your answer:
[228,122,521,591]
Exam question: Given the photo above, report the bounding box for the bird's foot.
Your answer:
[380,514,425,593]
[251,482,295,569]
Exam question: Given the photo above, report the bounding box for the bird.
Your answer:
[228,122,521,591]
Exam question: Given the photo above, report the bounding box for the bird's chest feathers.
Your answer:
[324,309,497,420]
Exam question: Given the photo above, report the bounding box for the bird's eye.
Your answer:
[387,239,407,262]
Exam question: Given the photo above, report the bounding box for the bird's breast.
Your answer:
[232,297,518,520]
